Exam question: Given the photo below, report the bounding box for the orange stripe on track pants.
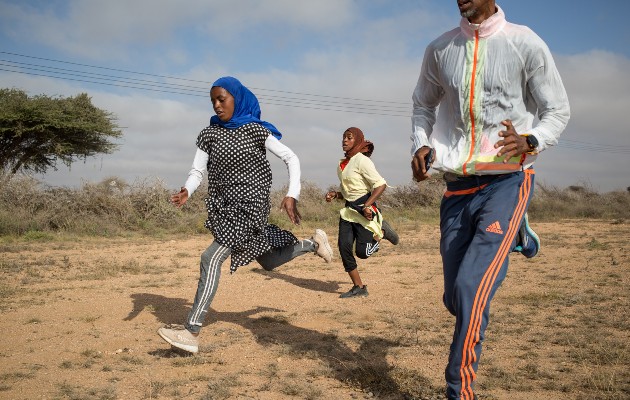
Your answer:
[439,169,535,400]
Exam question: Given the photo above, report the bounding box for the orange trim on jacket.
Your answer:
[462,29,480,176]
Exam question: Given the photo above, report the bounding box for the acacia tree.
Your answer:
[0,88,122,174]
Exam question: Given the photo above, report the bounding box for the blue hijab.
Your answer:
[209,76,282,140]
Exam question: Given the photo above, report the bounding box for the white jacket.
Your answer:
[411,6,570,176]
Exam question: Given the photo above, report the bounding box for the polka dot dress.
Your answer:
[196,122,298,272]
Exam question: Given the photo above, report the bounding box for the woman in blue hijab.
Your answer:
[209,76,282,140]
[157,77,333,354]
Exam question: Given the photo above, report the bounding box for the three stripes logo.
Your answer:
[485,221,504,235]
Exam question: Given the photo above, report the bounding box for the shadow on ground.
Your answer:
[124,293,190,324]
[214,307,441,399]
[251,268,345,294]
[127,295,441,398]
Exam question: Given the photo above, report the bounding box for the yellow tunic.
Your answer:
[337,153,387,239]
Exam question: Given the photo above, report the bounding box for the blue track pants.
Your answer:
[440,169,535,400]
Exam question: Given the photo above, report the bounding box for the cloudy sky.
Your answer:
[1,0,629,193]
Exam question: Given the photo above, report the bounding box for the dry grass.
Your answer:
[530,182,630,220]
[0,220,627,399]
[0,173,206,236]
[0,172,629,399]
[2,172,628,238]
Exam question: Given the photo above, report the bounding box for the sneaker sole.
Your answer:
[523,221,540,258]
[521,213,540,258]
[315,229,333,263]
[339,286,369,298]
[339,293,369,298]
[381,220,399,245]
[157,328,199,353]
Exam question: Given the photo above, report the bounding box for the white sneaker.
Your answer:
[158,327,199,353]
[313,229,333,263]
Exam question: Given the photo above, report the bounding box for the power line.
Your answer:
[559,138,630,150]
[0,57,411,115]
[0,66,412,118]
[0,59,209,95]
[0,51,410,106]
[0,56,412,116]
[1,51,628,153]
[555,140,630,154]
[1,58,413,112]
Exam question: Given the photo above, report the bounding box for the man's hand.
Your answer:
[495,119,530,163]
[170,187,189,207]
[411,146,432,182]
[280,196,301,225]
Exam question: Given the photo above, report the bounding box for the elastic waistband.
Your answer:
[443,169,534,197]
[445,172,507,187]
[444,174,508,197]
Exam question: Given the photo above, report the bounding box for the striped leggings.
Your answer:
[338,218,380,272]
[440,169,535,400]
[185,239,316,333]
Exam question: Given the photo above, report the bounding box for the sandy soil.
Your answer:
[0,220,628,400]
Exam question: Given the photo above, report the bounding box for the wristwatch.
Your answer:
[521,134,538,154]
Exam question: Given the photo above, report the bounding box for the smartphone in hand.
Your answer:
[424,148,435,172]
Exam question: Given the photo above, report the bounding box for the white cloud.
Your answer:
[531,51,630,191]
[0,0,358,61]
[556,51,630,143]
[196,0,356,32]
[9,45,629,192]
[2,1,628,192]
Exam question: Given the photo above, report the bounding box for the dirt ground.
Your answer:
[0,220,628,400]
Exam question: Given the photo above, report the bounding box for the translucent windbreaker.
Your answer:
[411,6,570,176]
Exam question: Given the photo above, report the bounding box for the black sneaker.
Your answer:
[382,220,399,245]
[339,285,368,298]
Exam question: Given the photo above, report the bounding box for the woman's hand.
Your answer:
[363,206,374,221]
[171,187,189,207]
[280,196,302,225]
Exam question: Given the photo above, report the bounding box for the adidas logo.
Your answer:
[486,221,504,234]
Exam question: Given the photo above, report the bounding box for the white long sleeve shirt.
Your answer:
[411,5,570,176]
[184,135,301,200]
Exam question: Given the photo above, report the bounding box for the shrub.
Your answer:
[0,171,627,237]
[530,182,630,220]
[0,173,202,236]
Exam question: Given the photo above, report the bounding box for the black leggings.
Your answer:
[338,218,379,272]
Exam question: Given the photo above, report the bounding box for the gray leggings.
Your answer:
[185,239,316,333]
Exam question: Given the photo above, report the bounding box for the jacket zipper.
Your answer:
[462,29,480,176]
